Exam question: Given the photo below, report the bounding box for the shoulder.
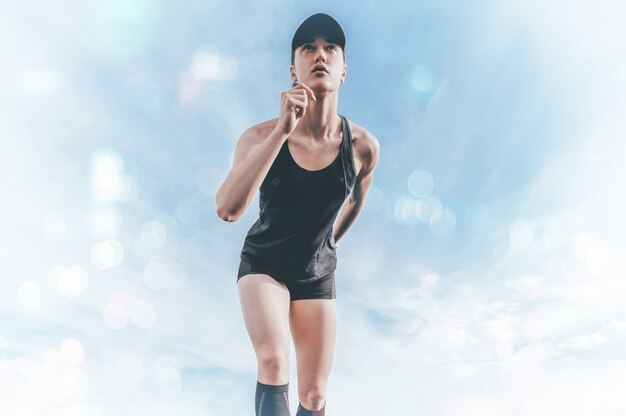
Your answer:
[257,117,280,133]
[240,117,279,144]
[346,118,380,175]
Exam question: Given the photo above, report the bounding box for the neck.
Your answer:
[294,91,341,142]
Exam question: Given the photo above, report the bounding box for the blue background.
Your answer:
[1,0,625,414]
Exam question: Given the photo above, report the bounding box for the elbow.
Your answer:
[216,203,244,222]
[216,206,239,222]
[215,187,235,221]
[215,187,245,222]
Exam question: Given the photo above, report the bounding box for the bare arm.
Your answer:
[215,126,288,222]
[332,132,380,245]
[215,83,316,222]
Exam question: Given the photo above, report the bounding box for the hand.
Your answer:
[275,82,317,136]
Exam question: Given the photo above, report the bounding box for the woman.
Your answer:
[216,12,379,415]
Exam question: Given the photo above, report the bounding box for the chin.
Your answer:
[308,79,338,90]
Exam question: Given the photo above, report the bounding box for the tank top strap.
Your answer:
[339,114,357,198]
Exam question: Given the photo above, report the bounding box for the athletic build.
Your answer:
[216,13,379,415]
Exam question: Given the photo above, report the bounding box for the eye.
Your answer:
[327,45,336,50]
[303,44,313,50]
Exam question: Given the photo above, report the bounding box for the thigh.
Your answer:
[237,272,291,358]
[289,298,337,392]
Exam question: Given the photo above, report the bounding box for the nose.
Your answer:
[314,48,327,62]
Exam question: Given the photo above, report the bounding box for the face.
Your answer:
[291,37,347,91]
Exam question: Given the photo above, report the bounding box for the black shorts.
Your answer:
[237,256,336,301]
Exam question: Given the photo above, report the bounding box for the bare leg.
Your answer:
[238,274,292,415]
[290,299,336,414]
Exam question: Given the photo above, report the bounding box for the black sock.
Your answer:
[255,381,290,416]
[296,402,325,416]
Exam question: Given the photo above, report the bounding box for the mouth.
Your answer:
[312,66,329,74]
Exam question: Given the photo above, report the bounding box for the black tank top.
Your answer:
[240,114,357,283]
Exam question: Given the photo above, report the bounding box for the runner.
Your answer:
[216,12,380,415]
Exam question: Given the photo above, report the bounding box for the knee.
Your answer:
[299,386,326,411]
[257,352,289,380]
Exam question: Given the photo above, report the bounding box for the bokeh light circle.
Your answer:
[90,239,124,269]
[410,65,436,93]
[140,220,167,248]
[408,170,434,197]
[103,301,129,330]
[430,207,456,237]
[415,195,443,223]
[61,338,85,365]
[48,266,89,297]
[155,355,182,392]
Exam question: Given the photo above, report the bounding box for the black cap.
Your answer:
[291,13,346,53]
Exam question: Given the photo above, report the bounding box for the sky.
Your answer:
[1,0,626,415]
